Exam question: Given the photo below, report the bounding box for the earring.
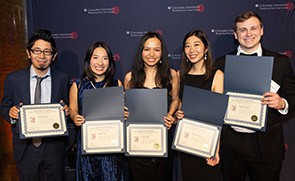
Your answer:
[204,53,207,60]
[159,60,162,64]
[186,59,189,62]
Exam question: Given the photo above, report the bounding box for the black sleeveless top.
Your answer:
[179,69,218,100]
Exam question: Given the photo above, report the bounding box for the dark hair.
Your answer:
[179,30,214,81]
[128,32,172,90]
[26,29,57,55]
[234,11,263,32]
[81,41,116,87]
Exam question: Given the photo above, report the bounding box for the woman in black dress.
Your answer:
[176,30,224,181]
[124,32,179,181]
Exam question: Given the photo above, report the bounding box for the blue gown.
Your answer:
[75,78,124,181]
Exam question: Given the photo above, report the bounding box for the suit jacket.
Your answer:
[0,67,70,162]
[215,48,295,165]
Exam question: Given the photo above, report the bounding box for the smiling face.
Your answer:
[234,16,264,53]
[184,35,207,64]
[90,47,110,80]
[26,39,56,75]
[141,37,162,67]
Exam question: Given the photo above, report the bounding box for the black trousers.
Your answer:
[221,127,281,181]
[17,141,64,181]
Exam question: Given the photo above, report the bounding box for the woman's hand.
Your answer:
[206,152,220,166]
[73,114,85,126]
[164,113,174,129]
[124,106,129,120]
[175,110,184,120]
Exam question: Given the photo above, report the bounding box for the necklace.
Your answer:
[89,80,106,89]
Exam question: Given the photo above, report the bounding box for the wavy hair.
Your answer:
[128,32,172,90]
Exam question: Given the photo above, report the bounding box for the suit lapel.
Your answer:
[19,69,31,104]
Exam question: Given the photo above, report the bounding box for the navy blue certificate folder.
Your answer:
[182,86,228,126]
[82,86,124,120]
[224,55,274,94]
[125,89,167,123]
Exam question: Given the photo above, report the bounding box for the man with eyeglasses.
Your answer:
[0,29,70,181]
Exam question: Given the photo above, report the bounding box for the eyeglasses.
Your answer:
[31,49,54,56]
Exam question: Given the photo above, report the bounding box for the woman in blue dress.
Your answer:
[69,41,125,181]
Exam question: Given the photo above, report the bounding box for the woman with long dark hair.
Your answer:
[124,32,179,181]
[69,41,124,180]
[176,30,224,181]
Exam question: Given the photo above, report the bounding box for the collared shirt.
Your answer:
[10,66,52,124]
[237,44,263,57]
[232,44,288,133]
[30,66,52,104]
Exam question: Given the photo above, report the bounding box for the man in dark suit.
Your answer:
[0,29,70,181]
[215,11,295,181]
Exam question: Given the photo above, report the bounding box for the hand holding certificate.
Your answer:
[173,118,220,158]
[82,120,124,154]
[19,103,68,139]
[81,86,125,154]
[223,55,274,131]
[172,86,228,158]
[125,89,168,157]
[126,124,167,156]
[224,92,267,130]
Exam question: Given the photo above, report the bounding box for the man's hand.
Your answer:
[262,92,285,110]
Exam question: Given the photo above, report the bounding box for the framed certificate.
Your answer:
[126,124,167,157]
[172,118,221,158]
[224,55,273,95]
[82,120,124,154]
[19,103,68,139]
[82,86,125,154]
[224,92,267,131]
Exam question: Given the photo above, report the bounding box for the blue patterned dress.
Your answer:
[75,78,124,181]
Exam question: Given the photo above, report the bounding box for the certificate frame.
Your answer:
[172,118,221,159]
[224,92,267,131]
[19,103,68,139]
[224,55,273,95]
[126,123,167,157]
[82,120,124,154]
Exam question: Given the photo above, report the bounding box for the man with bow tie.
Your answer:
[215,11,295,181]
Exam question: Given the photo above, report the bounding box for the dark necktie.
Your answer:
[33,75,48,147]
[34,76,48,104]
[240,52,258,56]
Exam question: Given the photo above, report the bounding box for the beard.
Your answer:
[37,65,48,71]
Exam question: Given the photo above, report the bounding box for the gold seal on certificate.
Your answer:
[82,120,124,154]
[173,118,220,158]
[19,103,68,139]
[53,123,59,129]
[224,92,267,130]
[251,115,258,122]
[126,124,167,157]
[154,143,160,150]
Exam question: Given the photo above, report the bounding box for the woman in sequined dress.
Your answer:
[69,41,125,181]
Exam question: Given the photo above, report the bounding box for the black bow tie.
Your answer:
[240,52,258,56]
